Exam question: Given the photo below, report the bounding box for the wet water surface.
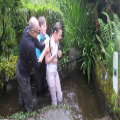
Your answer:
[0,69,105,120]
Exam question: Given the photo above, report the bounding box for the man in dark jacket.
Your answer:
[16,16,50,113]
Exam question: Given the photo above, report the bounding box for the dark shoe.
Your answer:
[36,91,42,98]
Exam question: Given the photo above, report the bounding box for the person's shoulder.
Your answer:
[23,26,29,33]
[45,34,49,39]
[25,38,35,50]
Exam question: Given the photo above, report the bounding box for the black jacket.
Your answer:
[18,26,43,77]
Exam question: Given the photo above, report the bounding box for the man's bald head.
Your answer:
[29,16,39,31]
[28,16,39,38]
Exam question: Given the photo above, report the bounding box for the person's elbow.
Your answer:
[45,57,50,64]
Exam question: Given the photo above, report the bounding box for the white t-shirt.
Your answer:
[47,38,58,72]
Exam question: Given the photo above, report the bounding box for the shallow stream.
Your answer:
[0,69,105,120]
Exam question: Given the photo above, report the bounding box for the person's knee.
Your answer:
[48,80,55,88]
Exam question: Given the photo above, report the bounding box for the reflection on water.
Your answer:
[62,70,105,120]
[0,69,105,120]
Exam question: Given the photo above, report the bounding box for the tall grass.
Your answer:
[62,0,91,47]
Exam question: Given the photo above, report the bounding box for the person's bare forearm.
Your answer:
[46,53,57,64]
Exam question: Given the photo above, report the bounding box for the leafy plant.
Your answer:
[1,20,17,58]
[0,54,18,92]
[96,12,120,75]
[63,0,91,47]
[0,54,18,81]
[57,0,93,69]
[78,30,98,85]
[0,0,22,54]
[95,12,120,119]
[11,8,28,44]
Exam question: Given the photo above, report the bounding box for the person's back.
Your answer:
[18,26,35,77]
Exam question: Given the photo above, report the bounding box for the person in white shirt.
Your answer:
[45,22,63,105]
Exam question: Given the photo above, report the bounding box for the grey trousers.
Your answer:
[46,70,63,105]
[16,63,33,112]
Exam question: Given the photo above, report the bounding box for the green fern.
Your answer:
[96,12,120,75]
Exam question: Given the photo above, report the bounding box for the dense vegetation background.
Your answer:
[0,0,120,119]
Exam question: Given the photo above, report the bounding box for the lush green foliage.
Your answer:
[0,0,120,118]
[1,20,17,57]
[61,0,91,47]
[96,13,120,119]
[11,8,28,44]
[79,30,98,84]
[0,54,18,79]
[0,0,22,54]
[0,54,18,86]
[0,0,22,90]
[96,12,120,75]
[60,0,98,84]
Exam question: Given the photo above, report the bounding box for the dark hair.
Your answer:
[52,22,62,34]
[38,16,46,26]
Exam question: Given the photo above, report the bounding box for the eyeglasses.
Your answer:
[41,25,47,28]
[32,30,40,34]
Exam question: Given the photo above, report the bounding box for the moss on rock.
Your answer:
[92,58,119,119]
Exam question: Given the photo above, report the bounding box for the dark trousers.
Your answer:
[35,67,48,96]
[16,63,33,112]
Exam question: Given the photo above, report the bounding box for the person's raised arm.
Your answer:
[35,38,42,51]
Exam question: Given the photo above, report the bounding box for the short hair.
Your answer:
[38,16,46,26]
[29,16,38,31]
[52,22,62,34]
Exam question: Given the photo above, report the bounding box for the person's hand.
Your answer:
[57,50,62,57]
[52,58,58,65]
[42,38,49,45]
